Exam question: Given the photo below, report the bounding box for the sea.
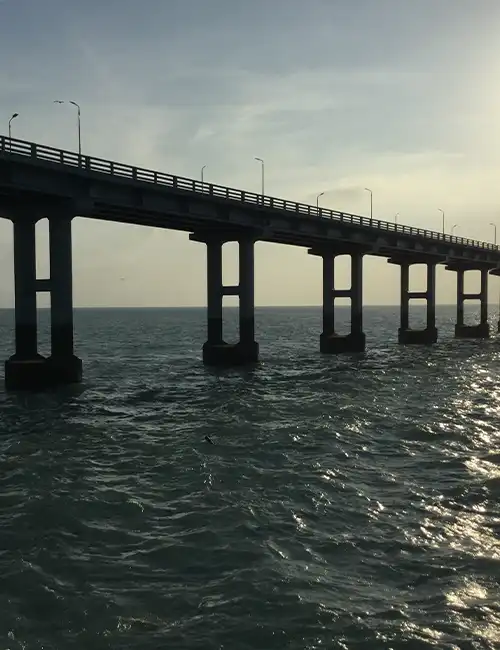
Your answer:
[0,305,499,650]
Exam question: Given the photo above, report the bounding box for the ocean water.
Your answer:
[0,305,499,650]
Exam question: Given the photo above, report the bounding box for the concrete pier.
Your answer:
[191,233,259,366]
[5,209,82,390]
[452,266,490,338]
[310,249,366,353]
[395,260,438,344]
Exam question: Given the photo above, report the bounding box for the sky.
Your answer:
[1,0,500,308]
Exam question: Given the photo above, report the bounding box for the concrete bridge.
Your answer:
[1,135,499,390]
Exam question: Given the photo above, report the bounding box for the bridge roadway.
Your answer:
[0,135,499,389]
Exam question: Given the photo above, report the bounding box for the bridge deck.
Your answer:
[1,136,499,266]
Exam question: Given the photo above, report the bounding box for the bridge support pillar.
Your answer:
[4,215,45,389]
[454,267,490,338]
[238,237,259,361]
[397,261,438,344]
[195,234,259,366]
[315,251,365,354]
[45,215,82,384]
[4,210,82,390]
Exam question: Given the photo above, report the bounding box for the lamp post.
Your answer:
[438,208,445,234]
[365,187,373,219]
[8,113,18,146]
[451,223,458,236]
[490,222,497,245]
[201,165,206,185]
[54,100,81,158]
[395,212,399,225]
[316,191,324,211]
[254,157,264,204]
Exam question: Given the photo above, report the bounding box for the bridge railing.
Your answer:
[0,135,497,252]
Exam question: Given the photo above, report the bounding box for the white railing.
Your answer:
[0,135,498,252]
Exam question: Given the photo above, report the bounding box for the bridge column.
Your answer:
[480,268,488,331]
[426,263,437,334]
[238,237,259,361]
[453,266,490,338]
[311,249,365,354]
[399,262,410,332]
[45,214,82,384]
[350,252,365,347]
[393,260,438,344]
[321,254,334,339]
[456,268,465,329]
[4,215,46,389]
[192,233,259,366]
[205,236,224,347]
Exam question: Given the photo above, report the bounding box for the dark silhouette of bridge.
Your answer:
[1,135,499,389]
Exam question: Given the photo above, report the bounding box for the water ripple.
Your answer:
[1,306,500,649]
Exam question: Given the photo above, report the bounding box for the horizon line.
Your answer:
[0,304,494,310]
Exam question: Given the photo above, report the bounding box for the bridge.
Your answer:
[1,134,499,390]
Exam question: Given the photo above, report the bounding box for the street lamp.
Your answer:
[8,112,18,141]
[438,208,445,234]
[365,187,373,219]
[54,100,81,158]
[490,222,497,245]
[316,191,324,210]
[254,157,264,203]
[451,223,458,236]
[395,212,399,225]
[201,165,206,185]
